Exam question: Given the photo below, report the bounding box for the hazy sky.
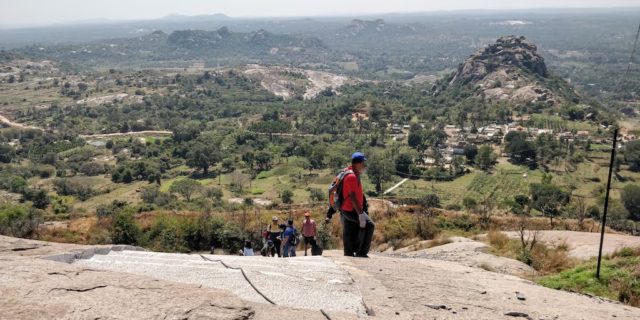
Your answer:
[1,0,639,28]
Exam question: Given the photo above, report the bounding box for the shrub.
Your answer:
[0,205,43,237]
[53,178,95,201]
[111,210,140,245]
[79,162,107,176]
[383,215,415,243]
[309,188,325,202]
[445,204,462,211]
[437,214,477,231]
[281,189,294,204]
[96,200,129,219]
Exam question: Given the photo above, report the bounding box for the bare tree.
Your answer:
[476,195,495,228]
[571,197,587,231]
[518,215,539,266]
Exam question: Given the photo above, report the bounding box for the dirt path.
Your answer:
[0,112,172,139]
[383,178,408,195]
[0,113,43,131]
[503,230,640,260]
[79,131,172,139]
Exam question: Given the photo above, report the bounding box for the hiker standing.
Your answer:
[301,211,317,256]
[326,152,374,257]
[266,216,283,257]
[282,220,298,257]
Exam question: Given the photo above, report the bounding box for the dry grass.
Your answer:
[487,229,510,251]
[485,229,575,275]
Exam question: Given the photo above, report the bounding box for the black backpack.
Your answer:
[311,239,323,256]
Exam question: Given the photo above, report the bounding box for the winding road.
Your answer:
[1,112,173,138]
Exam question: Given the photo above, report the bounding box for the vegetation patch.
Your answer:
[538,247,640,306]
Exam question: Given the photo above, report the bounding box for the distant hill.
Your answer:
[445,35,579,107]
[334,19,418,38]
[13,27,327,68]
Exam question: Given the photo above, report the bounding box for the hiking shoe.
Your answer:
[356,254,369,258]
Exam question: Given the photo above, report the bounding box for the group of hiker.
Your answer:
[258,212,320,257]
[235,151,375,258]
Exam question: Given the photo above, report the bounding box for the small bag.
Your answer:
[311,240,323,256]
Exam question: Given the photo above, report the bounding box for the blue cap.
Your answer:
[351,152,367,162]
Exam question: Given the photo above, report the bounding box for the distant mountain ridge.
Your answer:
[13,27,327,67]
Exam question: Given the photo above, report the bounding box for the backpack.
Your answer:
[328,168,354,211]
[291,228,300,246]
[311,240,323,256]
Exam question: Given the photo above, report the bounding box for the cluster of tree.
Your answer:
[111,160,161,184]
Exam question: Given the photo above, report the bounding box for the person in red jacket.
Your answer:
[327,152,374,258]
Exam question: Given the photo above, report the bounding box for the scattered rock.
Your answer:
[505,311,531,318]
[425,304,448,310]
[516,291,527,301]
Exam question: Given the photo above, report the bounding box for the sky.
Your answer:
[1,0,639,28]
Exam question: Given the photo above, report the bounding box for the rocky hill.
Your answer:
[449,35,574,106]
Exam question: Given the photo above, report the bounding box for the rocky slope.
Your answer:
[449,35,571,106]
[242,64,359,100]
[2,235,639,319]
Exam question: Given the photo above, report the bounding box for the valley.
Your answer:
[0,5,639,319]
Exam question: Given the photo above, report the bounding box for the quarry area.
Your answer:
[2,233,639,320]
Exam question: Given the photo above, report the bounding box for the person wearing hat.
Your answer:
[301,211,317,256]
[266,216,283,257]
[326,151,375,258]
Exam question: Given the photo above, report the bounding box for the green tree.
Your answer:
[624,140,640,172]
[395,153,413,177]
[463,144,478,163]
[367,156,394,194]
[205,187,224,204]
[172,121,201,142]
[281,190,294,204]
[0,144,15,163]
[476,145,496,171]
[26,189,50,210]
[530,183,570,226]
[186,143,222,175]
[169,178,202,202]
[621,184,640,221]
[255,151,273,171]
[111,210,140,245]
[505,131,536,165]
[407,124,425,149]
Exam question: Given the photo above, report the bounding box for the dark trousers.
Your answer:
[340,211,375,257]
[271,239,282,257]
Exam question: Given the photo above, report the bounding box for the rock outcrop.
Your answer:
[449,35,560,106]
[0,236,350,320]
